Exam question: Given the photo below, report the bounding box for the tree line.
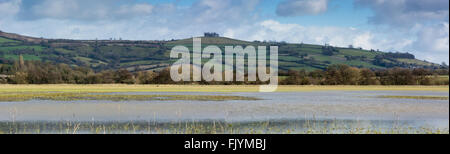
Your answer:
[0,57,448,85]
[280,64,448,85]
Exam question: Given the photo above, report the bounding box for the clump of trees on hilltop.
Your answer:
[0,56,448,85]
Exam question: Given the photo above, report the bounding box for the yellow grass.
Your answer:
[0,92,260,102]
[0,84,448,93]
[378,95,449,100]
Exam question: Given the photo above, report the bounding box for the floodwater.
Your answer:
[0,91,448,133]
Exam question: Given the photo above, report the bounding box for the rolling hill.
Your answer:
[0,30,445,72]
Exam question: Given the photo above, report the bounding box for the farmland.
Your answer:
[1,31,444,73]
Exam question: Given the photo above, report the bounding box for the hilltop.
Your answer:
[0,30,445,72]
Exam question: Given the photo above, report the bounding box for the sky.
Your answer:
[0,0,448,64]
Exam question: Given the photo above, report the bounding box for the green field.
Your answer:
[397,58,434,66]
[0,37,20,44]
[0,45,45,52]
[0,32,442,72]
[2,54,41,61]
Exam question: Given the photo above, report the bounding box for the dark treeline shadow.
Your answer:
[0,59,448,85]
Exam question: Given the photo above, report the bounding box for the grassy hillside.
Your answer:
[167,37,254,45]
[0,31,444,72]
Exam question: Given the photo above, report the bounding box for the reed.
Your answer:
[0,120,447,134]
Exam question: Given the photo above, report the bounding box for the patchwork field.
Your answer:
[1,33,443,72]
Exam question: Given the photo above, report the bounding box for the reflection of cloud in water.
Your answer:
[0,91,448,130]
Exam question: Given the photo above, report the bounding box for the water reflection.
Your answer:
[0,91,448,133]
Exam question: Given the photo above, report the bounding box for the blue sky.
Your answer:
[0,0,448,63]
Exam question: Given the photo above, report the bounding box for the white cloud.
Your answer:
[276,0,329,16]
[0,0,21,19]
[225,20,431,61]
[355,0,449,27]
[352,32,373,49]
[19,0,155,21]
[355,0,449,63]
[185,0,260,25]
[0,0,447,64]
[410,22,449,63]
[0,0,262,40]
[414,23,449,53]
[226,20,373,47]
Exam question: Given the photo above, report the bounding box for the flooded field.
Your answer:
[0,85,448,134]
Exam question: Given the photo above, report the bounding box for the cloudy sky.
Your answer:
[0,0,448,64]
